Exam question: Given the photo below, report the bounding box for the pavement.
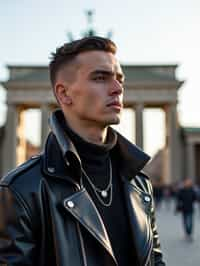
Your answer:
[155,200,200,266]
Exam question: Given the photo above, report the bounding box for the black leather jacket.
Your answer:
[0,110,165,266]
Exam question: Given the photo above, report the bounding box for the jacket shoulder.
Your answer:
[0,155,41,187]
[132,172,153,195]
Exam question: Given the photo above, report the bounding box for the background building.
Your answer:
[0,64,199,185]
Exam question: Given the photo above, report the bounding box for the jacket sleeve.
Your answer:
[135,173,166,265]
[0,185,37,266]
[149,184,166,266]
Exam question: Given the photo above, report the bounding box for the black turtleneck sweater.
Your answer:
[63,122,136,265]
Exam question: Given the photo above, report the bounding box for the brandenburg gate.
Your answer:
[1,64,183,183]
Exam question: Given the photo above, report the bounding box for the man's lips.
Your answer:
[107,101,123,108]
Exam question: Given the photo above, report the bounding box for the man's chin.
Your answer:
[106,117,121,126]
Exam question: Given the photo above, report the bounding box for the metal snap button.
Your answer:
[47,167,55,173]
[65,160,70,166]
[144,195,151,202]
[67,200,75,208]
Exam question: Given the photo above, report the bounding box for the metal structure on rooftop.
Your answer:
[67,9,113,41]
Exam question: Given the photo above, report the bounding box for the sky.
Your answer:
[0,0,200,155]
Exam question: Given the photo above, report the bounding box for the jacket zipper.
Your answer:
[77,221,88,266]
[144,219,153,266]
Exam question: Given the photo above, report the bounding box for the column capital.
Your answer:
[134,102,144,109]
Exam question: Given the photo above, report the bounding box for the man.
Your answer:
[176,178,197,241]
[0,36,165,265]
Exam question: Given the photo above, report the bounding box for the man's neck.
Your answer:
[63,115,108,145]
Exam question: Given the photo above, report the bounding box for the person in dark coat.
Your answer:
[176,178,197,240]
[0,36,165,265]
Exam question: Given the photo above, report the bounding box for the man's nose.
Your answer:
[109,79,123,95]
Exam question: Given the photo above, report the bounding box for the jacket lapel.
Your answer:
[62,188,117,265]
[123,179,153,266]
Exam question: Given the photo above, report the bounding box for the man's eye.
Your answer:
[94,75,106,81]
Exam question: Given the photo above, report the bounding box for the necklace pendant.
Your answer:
[101,190,108,198]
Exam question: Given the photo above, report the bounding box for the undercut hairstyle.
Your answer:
[49,36,117,87]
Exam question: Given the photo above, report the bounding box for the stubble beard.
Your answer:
[103,114,121,127]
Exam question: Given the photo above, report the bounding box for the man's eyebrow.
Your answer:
[90,70,114,76]
[90,70,125,81]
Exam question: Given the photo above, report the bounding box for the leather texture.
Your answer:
[0,110,165,266]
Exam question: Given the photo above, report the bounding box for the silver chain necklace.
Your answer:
[81,158,113,207]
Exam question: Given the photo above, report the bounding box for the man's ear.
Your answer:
[55,83,72,105]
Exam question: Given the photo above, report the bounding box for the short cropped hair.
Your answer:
[49,36,117,86]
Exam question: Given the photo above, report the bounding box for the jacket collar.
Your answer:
[42,109,150,184]
[116,132,150,179]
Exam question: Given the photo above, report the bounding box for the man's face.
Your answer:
[64,50,124,128]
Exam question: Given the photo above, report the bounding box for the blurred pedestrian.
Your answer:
[176,178,197,241]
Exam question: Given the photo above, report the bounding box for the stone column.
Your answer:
[2,104,18,175]
[41,104,51,149]
[165,103,180,184]
[186,141,195,180]
[135,103,144,149]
